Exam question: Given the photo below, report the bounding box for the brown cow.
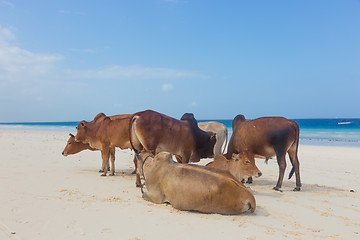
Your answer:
[206,153,262,182]
[136,151,256,214]
[75,113,133,176]
[226,115,301,191]
[62,133,96,156]
[130,110,216,186]
[130,110,216,163]
[62,133,114,173]
[198,121,228,155]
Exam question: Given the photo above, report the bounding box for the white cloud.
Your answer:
[0,26,63,84]
[189,101,197,108]
[64,65,208,81]
[58,10,86,16]
[0,26,208,86]
[0,0,14,8]
[162,83,173,92]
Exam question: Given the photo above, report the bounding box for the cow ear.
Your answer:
[243,151,255,163]
[69,133,74,137]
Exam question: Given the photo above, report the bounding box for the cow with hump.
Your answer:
[206,153,262,182]
[129,110,216,163]
[130,110,216,186]
[74,113,134,176]
[226,114,301,191]
[136,151,256,215]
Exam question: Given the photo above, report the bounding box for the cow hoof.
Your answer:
[136,183,142,188]
[110,173,115,176]
[100,173,107,176]
[293,187,301,191]
[131,170,136,175]
[273,187,283,192]
[99,169,104,173]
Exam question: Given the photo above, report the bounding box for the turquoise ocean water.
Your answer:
[1,118,360,147]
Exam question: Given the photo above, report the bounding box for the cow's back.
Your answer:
[231,117,298,156]
[130,110,196,158]
[160,163,256,214]
[99,117,132,149]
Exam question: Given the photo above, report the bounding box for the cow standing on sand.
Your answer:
[62,133,115,173]
[74,113,135,176]
[62,133,96,156]
[136,151,256,215]
[198,121,228,155]
[206,153,262,182]
[129,110,216,186]
[226,114,301,191]
[129,110,216,163]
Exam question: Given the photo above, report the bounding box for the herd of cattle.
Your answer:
[62,109,301,215]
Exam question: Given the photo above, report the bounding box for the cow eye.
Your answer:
[245,160,250,164]
[68,142,72,145]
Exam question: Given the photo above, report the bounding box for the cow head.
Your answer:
[62,133,94,156]
[199,131,217,159]
[75,120,90,143]
[229,153,262,181]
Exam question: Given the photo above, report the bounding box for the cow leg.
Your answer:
[288,149,301,191]
[99,151,106,173]
[246,177,253,184]
[99,153,110,173]
[273,150,286,191]
[246,153,256,184]
[134,155,142,187]
[174,155,182,163]
[100,149,110,176]
[109,147,115,176]
[132,155,137,174]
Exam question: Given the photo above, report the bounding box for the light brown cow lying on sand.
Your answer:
[136,151,256,215]
[206,153,262,182]
[75,113,134,176]
[198,121,228,155]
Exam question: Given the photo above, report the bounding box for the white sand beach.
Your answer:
[0,129,359,240]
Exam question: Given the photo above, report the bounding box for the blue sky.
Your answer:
[0,0,359,122]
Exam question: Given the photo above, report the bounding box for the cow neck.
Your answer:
[184,120,208,147]
[86,120,103,148]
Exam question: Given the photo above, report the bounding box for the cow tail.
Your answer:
[288,167,295,180]
[288,122,300,180]
[222,127,228,154]
[129,114,140,154]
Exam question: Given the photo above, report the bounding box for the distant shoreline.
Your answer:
[1,126,359,148]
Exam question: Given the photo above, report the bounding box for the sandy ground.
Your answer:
[0,129,359,240]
